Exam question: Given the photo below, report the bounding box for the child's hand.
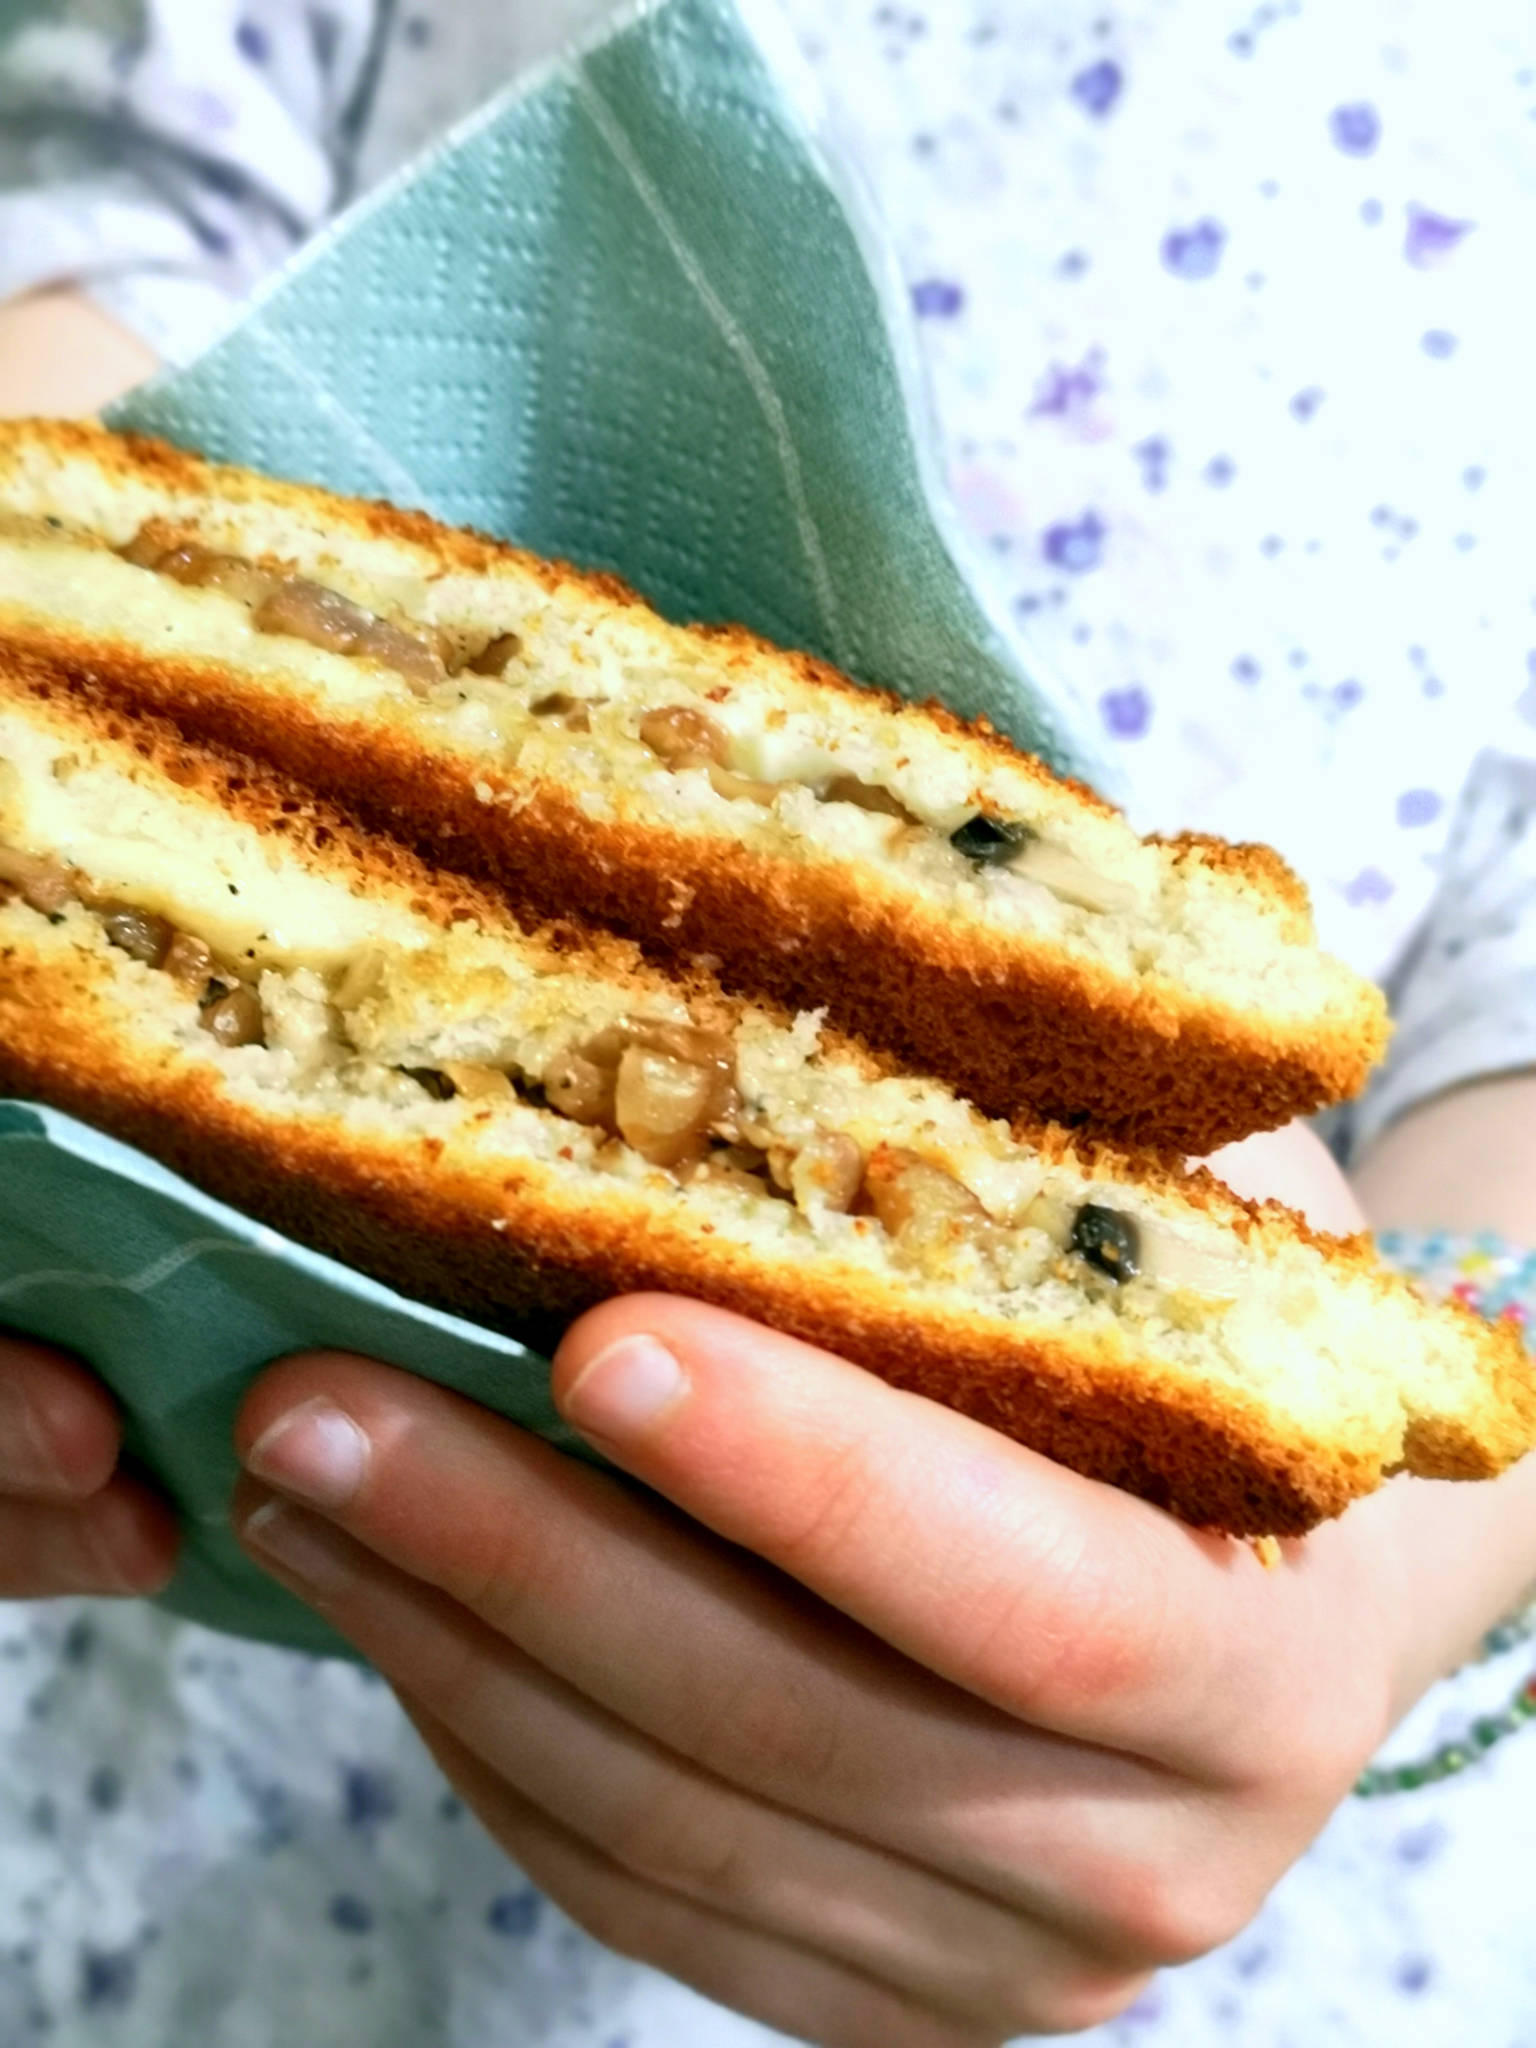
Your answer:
[229,1127,1536,2044]
[225,1325,1388,2043]
[0,1333,179,1597]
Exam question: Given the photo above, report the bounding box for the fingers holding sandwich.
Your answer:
[0,1332,179,1596]
[545,1296,1395,1784]
[228,1327,1403,2037]
[229,1317,1388,1790]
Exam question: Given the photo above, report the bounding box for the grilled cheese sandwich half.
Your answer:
[0,418,1388,1153]
[0,662,1525,1537]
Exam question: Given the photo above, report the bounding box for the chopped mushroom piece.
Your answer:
[787,1130,864,1214]
[707,764,778,805]
[0,847,77,917]
[254,576,374,654]
[822,776,919,824]
[465,631,523,676]
[638,705,729,770]
[1071,1204,1141,1281]
[542,1016,737,1164]
[403,1066,456,1100]
[349,616,446,691]
[98,904,174,968]
[199,982,265,1048]
[543,1045,617,1126]
[613,1045,725,1166]
[116,526,170,570]
[529,693,592,731]
[163,931,215,991]
[861,1146,1003,1274]
[949,816,1034,866]
[155,544,278,608]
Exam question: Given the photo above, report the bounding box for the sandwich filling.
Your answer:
[0,692,1484,1460]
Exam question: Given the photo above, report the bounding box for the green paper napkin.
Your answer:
[0,0,1106,1650]
[0,1104,592,1654]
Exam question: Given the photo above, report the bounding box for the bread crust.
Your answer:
[0,418,1388,1150]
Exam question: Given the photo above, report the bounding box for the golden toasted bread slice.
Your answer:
[0,418,1387,1153]
[0,663,1524,1537]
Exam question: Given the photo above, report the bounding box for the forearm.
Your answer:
[0,287,158,418]
[1352,1073,1536,1243]
[1340,1073,1536,1708]
[1374,1454,1536,1721]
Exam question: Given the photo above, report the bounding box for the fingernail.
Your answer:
[560,1334,688,1441]
[245,1399,369,1508]
[0,1374,61,1492]
[242,1500,354,1595]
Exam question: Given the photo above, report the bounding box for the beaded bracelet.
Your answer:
[1354,1606,1536,1797]
[1354,1232,1536,1798]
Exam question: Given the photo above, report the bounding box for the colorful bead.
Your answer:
[1353,1665,1536,1796]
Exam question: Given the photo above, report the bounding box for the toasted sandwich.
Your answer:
[0,659,1527,1536]
[0,419,1388,1153]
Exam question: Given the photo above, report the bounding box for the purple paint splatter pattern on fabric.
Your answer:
[1029,348,1105,419]
[1071,59,1123,117]
[911,278,964,317]
[1329,102,1380,155]
[1042,511,1104,571]
[186,88,235,132]
[80,1948,138,2011]
[342,1765,398,1831]
[329,1895,374,1934]
[1422,330,1458,358]
[235,20,269,63]
[1397,788,1442,827]
[1101,685,1151,738]
[1396,1955,1434,1995]
[1161,218,1227,280]
[487,1890,542,1937]
[1344,867,1395,906]
[1133,436,1170,492]
[1405,204,1474,268]
[1395,1818,1449,1863]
